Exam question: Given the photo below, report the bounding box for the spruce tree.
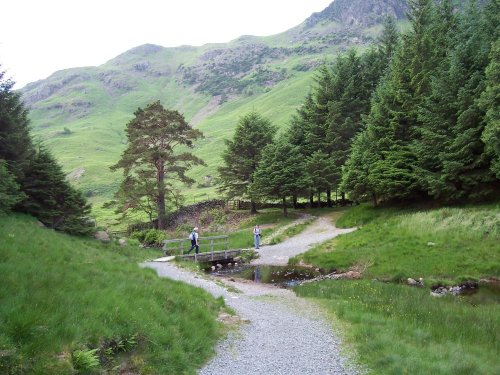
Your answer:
[480,39,500,178]
[340,131,379,205]
[0,160,25,214]
[250,137,309,216]
[19,146,93,235]
[345,0,444,202]
[218,111,276,213]
[421,0,498,201]
[0,68,33,180]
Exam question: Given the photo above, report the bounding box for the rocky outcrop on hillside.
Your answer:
[178,40,334,97]
[305,0,408,28]
[177,43,292,97]
[22,71,94,107]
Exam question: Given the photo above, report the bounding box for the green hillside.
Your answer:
[19,0,411,225]
[0,214,225,374]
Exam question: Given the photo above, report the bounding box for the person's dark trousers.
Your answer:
[187,240,199,254]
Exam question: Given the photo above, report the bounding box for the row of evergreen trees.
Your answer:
[219,0,499,213]
[342,0,499,204]
[0,69,93,235]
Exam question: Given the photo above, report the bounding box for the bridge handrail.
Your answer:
[161,235,229,256]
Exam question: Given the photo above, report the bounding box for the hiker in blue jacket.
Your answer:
[187,227,199,254]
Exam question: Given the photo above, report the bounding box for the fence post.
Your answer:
[210,239,214,252]
[180,240,184,255]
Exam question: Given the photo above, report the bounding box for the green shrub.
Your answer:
[130,230,146,242]
[143,229,166,246]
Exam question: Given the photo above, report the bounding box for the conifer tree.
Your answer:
[378,15,399,66]
[305,151,335,207]
[19,146,93,235]
[480,39,500,178]
[340,131,379,205]
[250,137,309,216]
[0,68,33,179]
[344,0,445,202]
[0,160,25,214]
[218,111,276,213]
[1,69,93,234]
[111,101,204,229]
[419,0,498,201]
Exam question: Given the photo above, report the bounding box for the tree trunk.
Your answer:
[282,196,288,217]
[317,190,321,208]
[327,189,332,207]
[309,193,314,208]
[250,200,257,214]
[372,192,378,207]
[341,191,346,206]
[292,194,298,209]
[157,159,167,229]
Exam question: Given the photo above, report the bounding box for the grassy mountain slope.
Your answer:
[19,0,410,224]
[0,213,225,374]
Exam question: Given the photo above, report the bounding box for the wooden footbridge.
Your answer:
[175,248,248,262]
[161,235,251,262]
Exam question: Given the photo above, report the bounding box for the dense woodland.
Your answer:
[220,0,499,214]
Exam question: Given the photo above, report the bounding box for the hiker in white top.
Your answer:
[187,227,199,254]
[253,225,261,249]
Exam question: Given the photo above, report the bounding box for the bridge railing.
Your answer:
[161,235,229,256]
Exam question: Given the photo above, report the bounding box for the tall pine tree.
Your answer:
[111,101,204,229]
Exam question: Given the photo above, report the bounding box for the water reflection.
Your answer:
[254,266,261,283]
[206,264,323,288]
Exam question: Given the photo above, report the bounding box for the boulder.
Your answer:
[118,238,126,247]
[94,230,110,242]
[407,277,424,287]
[407,278,418,286]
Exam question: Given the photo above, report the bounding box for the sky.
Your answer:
[1,0,333,88]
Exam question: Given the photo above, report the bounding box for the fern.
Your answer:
[72,348,100,372]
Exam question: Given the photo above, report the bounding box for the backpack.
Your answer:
[189,231,195,240]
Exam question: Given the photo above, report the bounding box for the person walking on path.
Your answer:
[187,227,199,254]
[253,225,261,249]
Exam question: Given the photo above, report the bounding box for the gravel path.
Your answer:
[253,216,357,266]
[142,217,359,375]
